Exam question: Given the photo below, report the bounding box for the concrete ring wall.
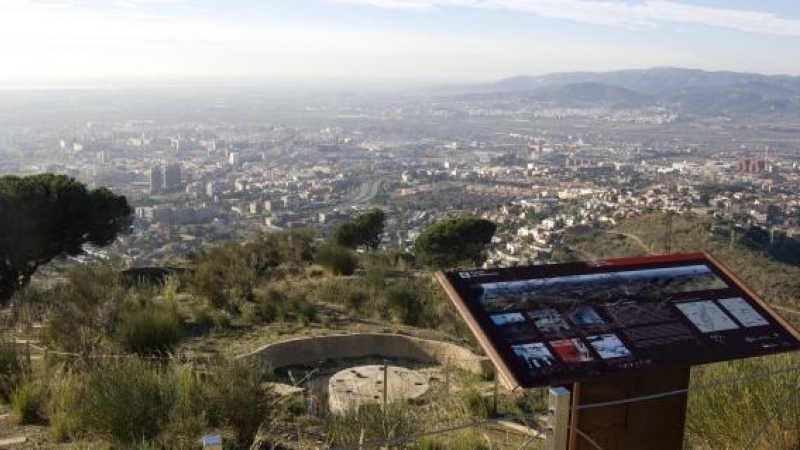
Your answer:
[240,333,493,376]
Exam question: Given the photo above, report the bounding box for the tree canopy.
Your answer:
[333,208,386,250]
[0,174,132,303]
[414,217,497,269]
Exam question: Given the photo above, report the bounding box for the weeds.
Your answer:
[0,338,27,402]
[116,302,182,356]
[11,380,43,424]
[687,353,800,450]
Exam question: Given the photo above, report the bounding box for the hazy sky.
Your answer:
[2,0,800,87]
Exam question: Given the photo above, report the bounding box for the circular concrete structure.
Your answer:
[241,333,492,377]
[328,365,430,413]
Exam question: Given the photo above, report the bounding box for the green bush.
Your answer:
[384,285,421,325]
[284,394,308,417]
[159,366,208,450]
[43,265,127,354]
[11,380,43,424]
[255,289,317,325]
[687,353,800,450]
[0,339,27,403]
[255,289,284,322]
[412,434,490,450]
[44,365,82,441]
[316,243,358,276]
[205,360,276,449]
[344,288,368,312]
[77,359,176,445]
[117,303,182,356]
[461,389,490,419]
[44,359,274,448]
[326,402,416,447]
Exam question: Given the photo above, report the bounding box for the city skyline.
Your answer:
[1,0,800,88]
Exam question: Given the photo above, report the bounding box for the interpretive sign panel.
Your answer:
[436,253,800,389]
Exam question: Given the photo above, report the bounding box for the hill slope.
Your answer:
[564,213,800,321]
[474,67,800,117]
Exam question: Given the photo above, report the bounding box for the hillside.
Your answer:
[467,67,800,117]
[564,213,800,323]
[1,221,799,449]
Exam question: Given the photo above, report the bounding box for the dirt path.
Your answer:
[603,230,654,254]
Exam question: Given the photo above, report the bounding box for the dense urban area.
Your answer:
[2,68,800,449]
[3,70,800,269]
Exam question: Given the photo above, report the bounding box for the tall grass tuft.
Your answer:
[412,433,491,450]
[326,402,416,448]
[0,338,28,402]
[159,365,209,450]
[116,302,182,356]
[205,359,276,449]
[77,358,176,445]
[44,364,83,441]
[687,353,800,450]
[11,380,43,424]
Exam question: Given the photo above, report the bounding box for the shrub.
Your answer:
[205,360,276,449]
[44,365,83,441]
[687,353,800,450]
[187,243,256,310]
[0,339,27,403]
[284,394,308,417]
[412,434,490,450]
[365,267,387,292]
[255,289,317,325]
[344,288,368,312]
[11,380,43,424]
[326,402,416,447]
[77,359,175,445]
[159,366,208,450]
[461,389,490,419]
[116,303,182,356]
[43,265,127,354]
[255,289,285,322]
[316,244,358,276]
[384,285,421,325]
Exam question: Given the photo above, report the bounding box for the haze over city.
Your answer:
[3,0,800,88]
[4,1,800,449]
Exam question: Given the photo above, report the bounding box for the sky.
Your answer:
[2,0,800,87]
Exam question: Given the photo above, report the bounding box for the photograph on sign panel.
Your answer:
[490,312,541,341]
[476,264,730,313]
[676,301,740,333]
[718,298,770,328]
[512,342,556,371]
[550,338,595,363]
[527,309,571,334]
[566,306,606,327]
[587,333,633,359]
[605,301,680,327]
[490,312,526,326]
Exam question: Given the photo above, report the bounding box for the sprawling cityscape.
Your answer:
[2,78,798,269]
[4,1,800,448]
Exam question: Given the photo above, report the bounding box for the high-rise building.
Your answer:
[149,165,164,194]
[735,157,765,174]
[163,163,182,192]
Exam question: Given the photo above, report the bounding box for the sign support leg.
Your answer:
[568,367,690,450]
[547,386,572,450]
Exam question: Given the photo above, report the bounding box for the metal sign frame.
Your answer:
[437,253,800,390]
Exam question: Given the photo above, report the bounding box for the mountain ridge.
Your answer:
[463,67,800,117]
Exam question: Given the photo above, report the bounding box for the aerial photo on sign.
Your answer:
[437,253,800,388]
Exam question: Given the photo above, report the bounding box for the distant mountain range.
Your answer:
[466,68,800,117]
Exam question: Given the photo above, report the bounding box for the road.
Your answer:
[346,178,383,208]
